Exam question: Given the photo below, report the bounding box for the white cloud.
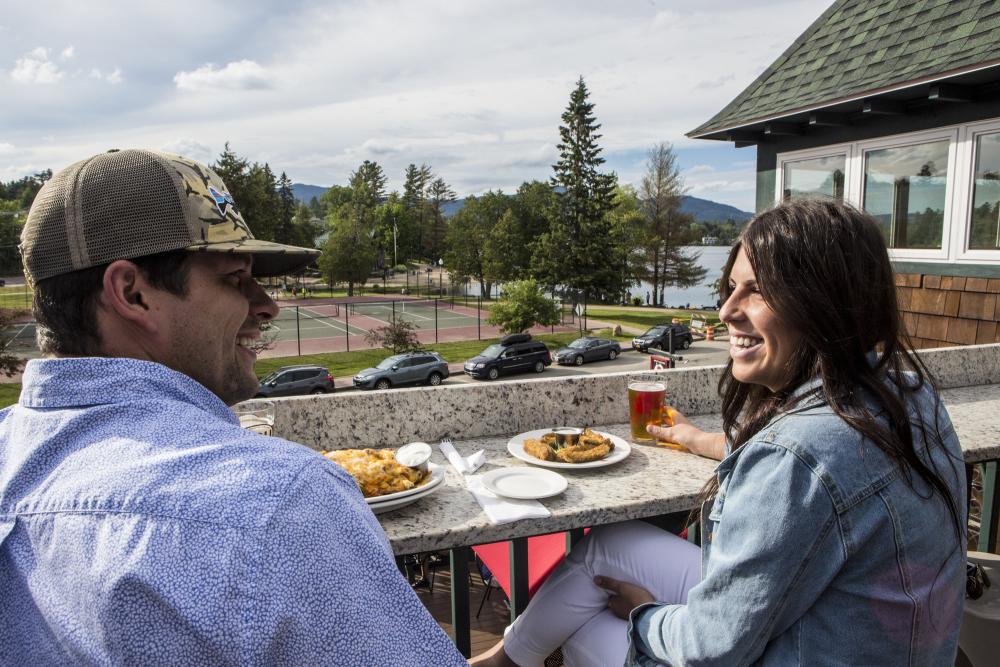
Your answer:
[11,47,63,84]
[173,60,273,92]
[1,0,834,212]
[685,164,716,175]
[0,142,15,154]
[158,139,213,163]
[89,67,123,84]
[60,45,75,60]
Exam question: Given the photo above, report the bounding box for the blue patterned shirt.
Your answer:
[0,357,465,666]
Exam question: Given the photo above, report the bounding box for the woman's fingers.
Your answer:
[594,575,656,620]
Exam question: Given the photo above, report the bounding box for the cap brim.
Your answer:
[185,239,321,277]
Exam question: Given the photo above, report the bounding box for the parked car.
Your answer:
[256,365,335,397]
[631,324,692,353]
[353,351,450,390]
[464,333,552,380]
[554,337,622,366]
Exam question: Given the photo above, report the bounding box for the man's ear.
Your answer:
[99,260,160,334]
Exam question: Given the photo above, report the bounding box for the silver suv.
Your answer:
[353,351,450,390]
[256,365,335,397]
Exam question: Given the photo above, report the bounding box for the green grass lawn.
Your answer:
[585,306,721,330]
[0,383,21,409]
[0,285,33,310]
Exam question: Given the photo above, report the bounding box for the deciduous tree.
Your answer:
[444,191,507,297]
[639,143,706,305]
[364,319,422,354]
[486,279,560,334]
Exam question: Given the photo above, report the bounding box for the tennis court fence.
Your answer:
[266,296,578,355]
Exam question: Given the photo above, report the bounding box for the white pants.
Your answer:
[503,521,701,667]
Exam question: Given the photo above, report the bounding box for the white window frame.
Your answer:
[775,143,852,205]
[855,127,957,261]
[776,119,1000,266]
[955,118,1000,261]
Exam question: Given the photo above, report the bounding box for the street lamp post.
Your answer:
[438,258,444,297]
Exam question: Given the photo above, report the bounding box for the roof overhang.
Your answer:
[688,58,1000,143]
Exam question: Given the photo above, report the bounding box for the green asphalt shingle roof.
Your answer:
[689,0,1000,137]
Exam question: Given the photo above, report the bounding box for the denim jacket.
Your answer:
[626,378,967,666]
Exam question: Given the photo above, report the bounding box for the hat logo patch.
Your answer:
[208,185,239,218]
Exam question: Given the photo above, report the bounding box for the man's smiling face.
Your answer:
[154,253,278,405]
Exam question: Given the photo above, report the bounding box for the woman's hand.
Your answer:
[594,575,655,620]
[645,409,726,460]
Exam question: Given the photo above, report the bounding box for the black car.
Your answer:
[464,333,552,380]
[631,324,692,353]
[554,337,622,366]
[256,365,336,397]
[353,351,450,390]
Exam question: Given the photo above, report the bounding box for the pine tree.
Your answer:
[425,176,456,261]
[532,77,624,303]
[402,163,431,260]
[275,172,297,245]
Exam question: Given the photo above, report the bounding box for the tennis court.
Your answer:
[1,296,578,359]
[267,299,481,342]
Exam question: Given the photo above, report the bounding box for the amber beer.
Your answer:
[628,381,666,443]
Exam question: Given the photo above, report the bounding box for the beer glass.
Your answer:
[628,381,665,443]
[233,399,275,436]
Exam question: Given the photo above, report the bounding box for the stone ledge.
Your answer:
[270,344,1000,451]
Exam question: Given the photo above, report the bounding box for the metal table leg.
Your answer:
[567,528,585,550]
[979,462,1000,553]
[449,546,471,658]
[509,537,529,622]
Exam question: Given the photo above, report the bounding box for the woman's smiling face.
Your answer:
[720,247,802,392]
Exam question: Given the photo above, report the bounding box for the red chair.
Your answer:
[472,529,590,617]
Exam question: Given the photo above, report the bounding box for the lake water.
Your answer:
[633,245,732,308]
[461,245,732,308]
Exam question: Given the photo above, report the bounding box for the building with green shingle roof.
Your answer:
[690,0,1000,349]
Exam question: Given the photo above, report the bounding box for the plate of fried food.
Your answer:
[321,446,444,513]
[507,427,631,469]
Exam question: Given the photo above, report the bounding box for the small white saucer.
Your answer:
[480,467,567,500]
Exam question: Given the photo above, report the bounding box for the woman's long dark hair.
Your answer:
[710,198,963,540]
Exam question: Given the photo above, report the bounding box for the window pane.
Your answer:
[782,155,846,201]
[970,132,1000,251]
[862,140,949,249]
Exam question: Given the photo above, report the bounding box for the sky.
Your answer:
[2,0,833,212]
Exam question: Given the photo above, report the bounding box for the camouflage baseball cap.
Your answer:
[21,148,320,286]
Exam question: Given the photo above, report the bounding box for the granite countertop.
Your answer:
[376,386,1000,556]
[941,383,1000,463]
[378,415,723,555]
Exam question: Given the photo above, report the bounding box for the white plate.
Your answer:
[365,463,444,505]
[481,467,567,500]
[507,429,631,469]
[368,485,442,514]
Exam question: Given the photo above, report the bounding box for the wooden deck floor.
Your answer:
[411,558,564,665]
[411,562,509,658]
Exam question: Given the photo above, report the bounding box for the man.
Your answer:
[0,149,465,665]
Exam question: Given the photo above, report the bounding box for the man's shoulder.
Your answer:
[135,430,359,528]
[5,407,358,530]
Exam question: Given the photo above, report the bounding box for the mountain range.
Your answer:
[290,183,752,223]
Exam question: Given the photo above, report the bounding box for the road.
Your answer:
[334,339,733,392]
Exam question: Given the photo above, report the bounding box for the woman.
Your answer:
[472,199,967,666]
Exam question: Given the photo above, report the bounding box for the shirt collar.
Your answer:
[19,357,236,423]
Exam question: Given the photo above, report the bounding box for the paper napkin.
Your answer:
[438,441,551,525]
